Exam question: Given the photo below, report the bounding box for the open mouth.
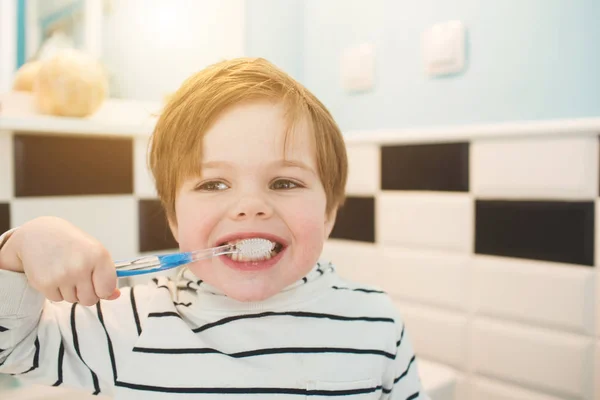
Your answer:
[220,238,285,262]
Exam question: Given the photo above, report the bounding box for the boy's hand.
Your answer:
[0,216,120,305]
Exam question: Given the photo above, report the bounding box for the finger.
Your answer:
[91,251,117,300]
[107,288,121,301]
[59,285,78,303]
[44,287,63,303]
[75,279,100,306]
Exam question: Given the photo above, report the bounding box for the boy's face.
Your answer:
[170,101,336,302]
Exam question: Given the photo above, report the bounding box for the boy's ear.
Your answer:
[324,208,338,239]
[168,218,179,243]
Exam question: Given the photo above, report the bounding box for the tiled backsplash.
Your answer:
[0,121,599,399]
[324,133,599,400]
[0,132,175,260]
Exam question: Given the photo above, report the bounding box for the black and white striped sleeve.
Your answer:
[381,312,430,400]
[0,269,153,396]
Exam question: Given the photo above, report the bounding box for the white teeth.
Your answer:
[224,237,280,262]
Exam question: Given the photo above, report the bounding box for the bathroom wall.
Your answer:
[246,0,600,131]
[244,0,304,81]
[0,133,174,262]
[101,0,246,101]
[0,98,176,263]
[19,0,246,101]
[322,126,600,400]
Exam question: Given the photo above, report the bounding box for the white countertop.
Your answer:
[419,360,457,400]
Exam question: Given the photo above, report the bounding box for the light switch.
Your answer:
[340,43,375,93]
[423,20,466,77]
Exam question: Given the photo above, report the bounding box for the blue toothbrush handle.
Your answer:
[114,244,235,277]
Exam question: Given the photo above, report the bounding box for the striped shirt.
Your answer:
[0,247,428,399]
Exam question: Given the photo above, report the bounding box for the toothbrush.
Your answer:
[114,238,275,277]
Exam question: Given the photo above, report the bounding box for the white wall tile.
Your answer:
[12,196,137,260]
[322,239,383,287]
[471,136,598,199]
[472,318,594,398]
[472,377,565,400]
[134,136,157,198]
[381,246,469,311]
[0,131,13,201]
[377,192,473,253]
[323,241,470,311]
[595,342,599,400]
[345,143,380,195]
[394,301,468,369]
[474,255,595,334]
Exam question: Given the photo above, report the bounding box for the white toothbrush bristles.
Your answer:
[234,238,275,258]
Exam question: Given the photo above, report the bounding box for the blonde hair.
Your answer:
[149,57,347,221]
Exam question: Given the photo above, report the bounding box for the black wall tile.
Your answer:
[381,143,469,192]
[0,204,9,235]
[138,199,178,253]
[330,196,375,243]
[475,200,594,266]
[14,134,133,197]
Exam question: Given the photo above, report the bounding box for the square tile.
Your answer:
[138,199,178,253]
[394,301,468,369]
[472,377,565,400]
[0,132,13,201]
[472,318,593,398]
[378,192,473,253]
[381,246,469,311]
[381,142,469,192]
[330,196,375,242]
[595,342,599,400]
[475,200,594,266]
[0,203,9,233]
[472,136,598,199]
[474,255,595,334]
[596,200,600,337]
[12,196,137,260]
[322,239,382,286]
[134,136,157,198]
[345,143,379,195]
[14,133,133,197]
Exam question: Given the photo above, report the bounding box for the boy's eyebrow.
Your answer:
[201,160,316,174]
[275,159,316,174]
[201,161,233,170]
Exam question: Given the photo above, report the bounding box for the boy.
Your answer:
[0,58,428,399]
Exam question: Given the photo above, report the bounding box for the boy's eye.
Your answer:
[270,179,301,190]
[197,181,229,191]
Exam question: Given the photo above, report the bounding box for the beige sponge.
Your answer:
[33,49,108,117]
[12,61,43,92]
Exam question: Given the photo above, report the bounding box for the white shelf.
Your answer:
[2,93,599,143]
[0,115,155,137]
[0,92,158,137]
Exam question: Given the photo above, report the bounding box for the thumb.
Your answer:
[92,256,118,300]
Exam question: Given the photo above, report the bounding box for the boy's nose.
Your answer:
[230,196,273,220]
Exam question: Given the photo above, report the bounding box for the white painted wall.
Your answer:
[0,0,17,94]
[101,0,246,101]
